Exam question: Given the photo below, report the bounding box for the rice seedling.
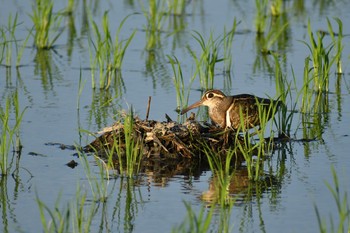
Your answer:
[115,108,143,177]
[326,17,343,74]
[171,201,214,233]
[0,93,26,176]
[314,166,350,233]
[187,31,224,90]
[89,12,135,89]
[0,13,31,68]
[300,20,337,94]
[36,192,71,233]
[79,152,110,202]
[30,0,63,49]
[222,19,237,73]
[140,0,168,50]
[254,0,268,35]
[172,201,234,233]
[37,184,97,233]
[168,55,196,113]
[0,13,16,67]
[234,95,281,181]
[273,54,295,137]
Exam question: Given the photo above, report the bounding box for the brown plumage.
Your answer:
[181,90,282,130]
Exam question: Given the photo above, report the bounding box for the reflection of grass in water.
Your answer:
[203,146,236,206]
[89,12,135,89]
[315,166,350,233]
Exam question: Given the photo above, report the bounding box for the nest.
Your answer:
[84,112,240,160]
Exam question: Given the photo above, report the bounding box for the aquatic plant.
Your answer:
[222,19,237,73]
[314,166,350,233]
[116,108,143,177]
[30,0,63,49]
[37,185,97,233]
[171,202,214,233]
[0,93,25,176]
[274,54,295,137]
[168,55,196,113]
[234,96,281,181]
[187,31,224,90]
[140,0,168,50]
[89,12,135,89]
[301,20,337,94]
[172,201,234,233]
[254,0,268,35]
[0,13,30,67]
[79,152,111,202]
[327,17,343,74]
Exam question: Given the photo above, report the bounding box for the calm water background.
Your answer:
[1,0,350,232]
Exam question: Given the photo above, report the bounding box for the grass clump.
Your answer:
[0,13,31,67]
[89,12,135,89]
[37,185,97,233]
[30,0,63,49]
[171,202,214,233]
[168,55,196,113]
[255,0,268,35]
[0,93,25,176]
[314,166,350,233]
[116,108,143,177]
[301,20,338,94]
[187,31,224,90]
[140,0,168,50]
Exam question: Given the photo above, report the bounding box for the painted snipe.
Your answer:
[181,89,282,130]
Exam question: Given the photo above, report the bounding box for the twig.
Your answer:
[146,96,151,121]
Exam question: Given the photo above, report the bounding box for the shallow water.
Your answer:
[1,0,350,232]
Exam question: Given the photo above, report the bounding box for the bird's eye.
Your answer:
[207,93,214,98]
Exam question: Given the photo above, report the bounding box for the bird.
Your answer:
[180,89,282,130]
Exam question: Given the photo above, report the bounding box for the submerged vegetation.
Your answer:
[0,0,349,232]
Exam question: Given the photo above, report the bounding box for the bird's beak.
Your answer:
[180,100,203,115]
